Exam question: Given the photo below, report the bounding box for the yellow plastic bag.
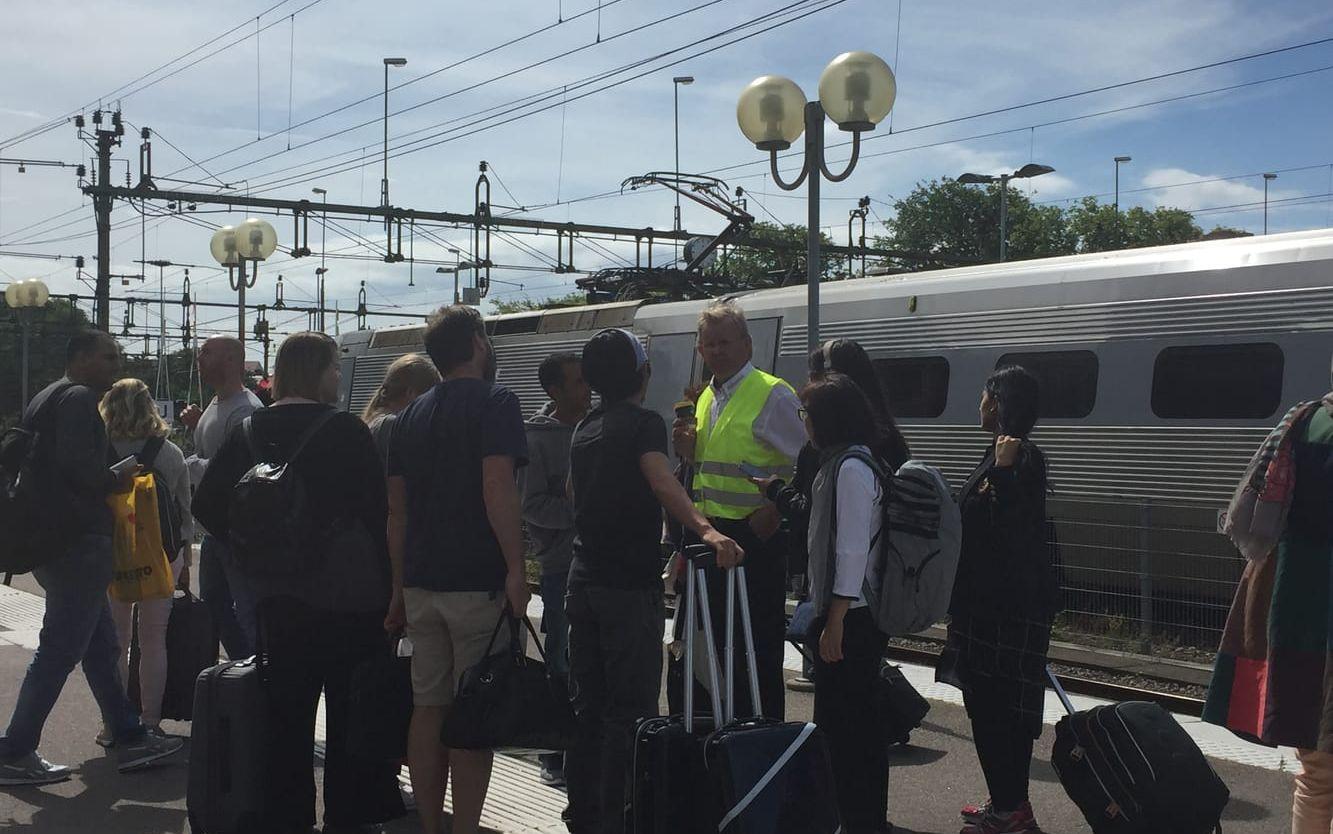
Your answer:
[108,472,173,602]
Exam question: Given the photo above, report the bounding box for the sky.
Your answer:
[1,0,1331,359]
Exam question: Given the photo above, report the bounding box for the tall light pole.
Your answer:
[736,52,896,356]
[672,75,694,232]
[1114,155,1131,212]
[1263,172,1277,234]
[5,279,50,408]
[382,58,407,258]
[210,218,278,340]
[957,163,1055,261]
[312,187,328,330]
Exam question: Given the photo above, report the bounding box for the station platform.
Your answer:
[0,582,1298,833]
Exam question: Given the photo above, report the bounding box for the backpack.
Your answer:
[136,436,184,561]
[227,410,339,577]
[827,449,962,636]
[0,382,78,577]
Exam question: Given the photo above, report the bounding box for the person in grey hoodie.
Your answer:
[521,352,590,788]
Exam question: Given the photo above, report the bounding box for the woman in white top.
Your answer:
[800,373,890,834]
[99,379,194,732]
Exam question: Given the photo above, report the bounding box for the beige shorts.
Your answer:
[403,588,508,708]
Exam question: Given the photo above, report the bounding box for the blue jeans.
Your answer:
[0,535,144,760]
[199,535,257,659]
[541,570,571,679]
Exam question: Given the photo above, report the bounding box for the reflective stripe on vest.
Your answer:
[694,368,794,520]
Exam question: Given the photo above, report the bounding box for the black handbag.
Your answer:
[440,609,577,752]
[346,636,413,761]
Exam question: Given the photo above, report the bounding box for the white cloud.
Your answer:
[1140,166,1294,213]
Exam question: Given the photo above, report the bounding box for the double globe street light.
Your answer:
[736,51,896,355]
[5,279,50,407]
[210,218,279,340]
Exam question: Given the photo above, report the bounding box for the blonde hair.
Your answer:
[362,353,441,423]
[272,332,338,401]
[696,300,749,337]
[100,378,169,441]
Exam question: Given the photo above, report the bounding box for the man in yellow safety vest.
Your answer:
[673,300,806,719]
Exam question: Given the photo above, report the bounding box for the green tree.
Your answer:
[715,222,839,288]
[490,291,589,315]
[0,296,94,425]
[875,179,1076,272]
[1065,197,1202,252]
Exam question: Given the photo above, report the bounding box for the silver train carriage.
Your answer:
[337,228,1333,646]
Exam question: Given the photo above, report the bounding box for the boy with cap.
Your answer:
[564,328,743,834]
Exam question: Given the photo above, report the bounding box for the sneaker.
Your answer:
[540,760,567,788]
[960,802,1040,834]
[116,728,184,773]
[0,752,72,786]
[960,798,992,824]
[94,726,116,749]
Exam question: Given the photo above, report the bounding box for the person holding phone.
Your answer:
[936,366,1058,834]
[0,330,183,787]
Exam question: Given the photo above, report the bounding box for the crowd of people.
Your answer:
[6,297,1331,834]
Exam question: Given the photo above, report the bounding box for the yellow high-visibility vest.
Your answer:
[693,369,794,520]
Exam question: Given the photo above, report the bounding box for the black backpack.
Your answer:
[0,383,78,577]
[227,410,339,577]
[136,436,184,561]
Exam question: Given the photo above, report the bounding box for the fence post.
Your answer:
[1137,499,1153,651]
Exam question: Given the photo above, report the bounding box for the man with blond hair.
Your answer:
[673,300,805,719]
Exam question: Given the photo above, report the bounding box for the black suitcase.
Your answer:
[1047,668,1228,834]
[876,662,929,745]
[632,546,728,834]
[187,658,268,834]
[701,567,840,834]
[130,591,218,721]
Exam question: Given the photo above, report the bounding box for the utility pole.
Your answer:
[148,259,172,401]
[88,111,124,331]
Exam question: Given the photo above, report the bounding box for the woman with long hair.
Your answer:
[193,332,402,833]
[937,365,1057,834]
[800,373,891,834]
[361,353,441,461]
[99,378,193,737]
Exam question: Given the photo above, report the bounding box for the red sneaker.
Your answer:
[960,798,991,824]
[959,801,1040,834]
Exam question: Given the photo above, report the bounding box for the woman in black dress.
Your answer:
[937,365,1058,834]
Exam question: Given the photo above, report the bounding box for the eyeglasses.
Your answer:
[797,407,808,420]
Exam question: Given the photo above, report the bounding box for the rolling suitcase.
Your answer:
[1047,667,1229,834]
[186,658,269,834]
[702,566,841,834]
[632,545,727,834]
[129,590,218,721]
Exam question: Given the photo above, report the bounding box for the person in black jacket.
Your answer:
[192,332,402,834]
[751,339,910,689]
[936,365,1056,834]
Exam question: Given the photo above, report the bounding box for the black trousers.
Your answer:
[703,519,787,720]
[565,584,665,834]
[810,608,889,832]
[257,597,403,833]
[971,717,1035,812]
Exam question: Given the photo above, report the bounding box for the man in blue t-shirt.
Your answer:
[386,305,529,834]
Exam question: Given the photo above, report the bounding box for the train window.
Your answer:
[1151,343,1284,419]
[996,351,1099,418]
[874,356,950,418]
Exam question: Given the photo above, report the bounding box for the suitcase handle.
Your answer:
[684,546,725,732]
[1047,665,1076,716]
[681,544,764,727]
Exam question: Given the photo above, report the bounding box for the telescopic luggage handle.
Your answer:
[1046,665,1076,716]
[681,544,763,728]
[683,545,724,732]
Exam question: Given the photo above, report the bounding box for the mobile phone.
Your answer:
[674,400,695,420]
[738,461,767,479]
[109,455,138,477]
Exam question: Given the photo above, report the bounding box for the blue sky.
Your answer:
[1,0,1331,349]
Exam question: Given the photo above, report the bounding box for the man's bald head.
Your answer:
[198,335,246,391]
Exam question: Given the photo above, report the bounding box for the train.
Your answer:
[336,227,1333,646]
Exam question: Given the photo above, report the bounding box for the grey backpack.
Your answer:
[830,451,961,636]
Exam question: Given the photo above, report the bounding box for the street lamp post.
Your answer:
[736,51,896,356]
[672,76,694,232]
[1114,155,1131,212]
[210,218,278,340]
[312,187,328,330]
[1263,172,1277,234]
[5,279,50,407]
[956,163,1055,261]
[382,58,407,258]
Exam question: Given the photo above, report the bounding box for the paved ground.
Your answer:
[0,577,1297,834]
